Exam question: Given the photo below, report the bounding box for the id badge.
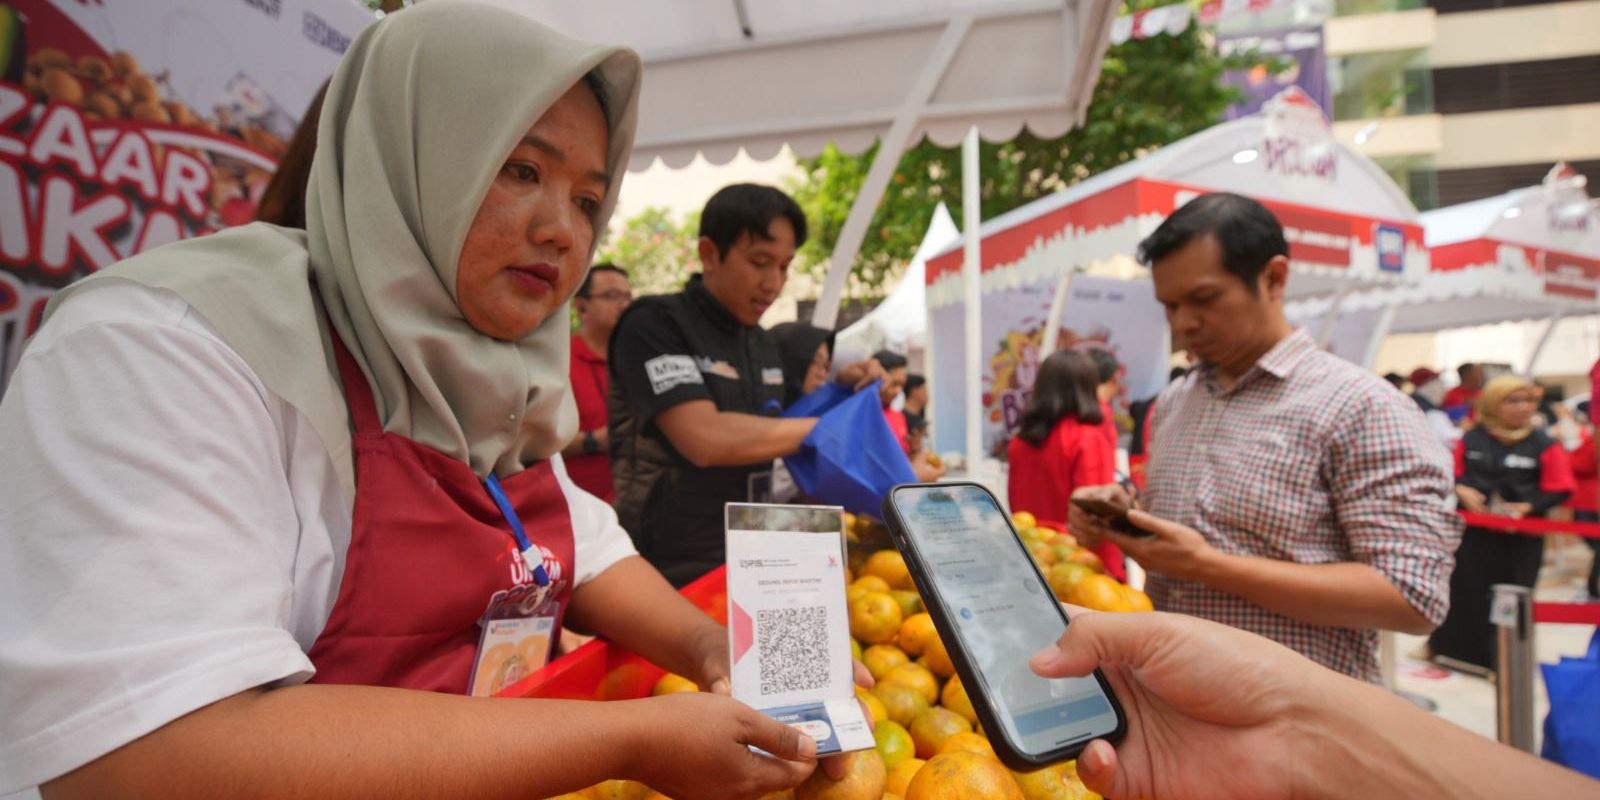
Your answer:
[469,615,555,697]
[468,546,565,697]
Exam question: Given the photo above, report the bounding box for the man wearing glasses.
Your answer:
[564,263,632,501]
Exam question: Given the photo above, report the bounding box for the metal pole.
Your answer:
[1314,277,1356,348]
[1491,583,1536,753]
[962,127,983,480]
[1522,309,1564,378]
[1039,268,1075,356]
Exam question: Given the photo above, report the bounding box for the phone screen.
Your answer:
[891,485,1121,755]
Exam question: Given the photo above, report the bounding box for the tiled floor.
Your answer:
[1392,536,1597,751]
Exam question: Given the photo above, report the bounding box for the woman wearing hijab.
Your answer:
[771,322,835,407]
[1427,375,1576,673]
[0,5,823,798]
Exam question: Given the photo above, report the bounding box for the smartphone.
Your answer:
[882,483,1126,770]
[1070,496,1148,537]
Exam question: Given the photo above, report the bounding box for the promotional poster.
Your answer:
[0,0,373,393]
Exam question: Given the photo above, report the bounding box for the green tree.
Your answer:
[595,206,701,297]
[789,3,1257,296]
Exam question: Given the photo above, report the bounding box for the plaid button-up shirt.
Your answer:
[1146,329,1461,682]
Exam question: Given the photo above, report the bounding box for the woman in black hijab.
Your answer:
[771,322,835,407]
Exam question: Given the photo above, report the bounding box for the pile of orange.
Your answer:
[554,511,1121,800]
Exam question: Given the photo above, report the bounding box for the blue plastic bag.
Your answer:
[782,382,916,517]
[1541,629,1600,779]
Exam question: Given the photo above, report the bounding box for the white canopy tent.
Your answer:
[507,0,1120,328]
[1286,164,1600,373]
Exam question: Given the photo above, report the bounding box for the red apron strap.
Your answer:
[327,322,384,435]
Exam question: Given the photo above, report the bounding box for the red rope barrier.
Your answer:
[1534,601,1600,625]
[1458,512,1600,540]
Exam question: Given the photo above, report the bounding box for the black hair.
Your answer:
[874,350,908,371]
[1087,349,1119,384]
[1383,372,1405,389]
[1168,366,1188,382]
[1136,192,1288,292]
[1017,351,1104,448]
[577,263,628,298]
[699,184,808,259]
[904,374,926,393]
[770,322,834,406]
[1457,363,1479,380]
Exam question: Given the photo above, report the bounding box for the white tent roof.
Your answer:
[1286,267,1594,335]
[1422,165,1600,255]
[507,0,1118,171]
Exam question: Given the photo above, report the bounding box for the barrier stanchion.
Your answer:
[1491,583,1537,753]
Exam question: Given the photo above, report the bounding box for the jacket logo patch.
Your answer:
[645,355,703,395]
[762,368,785,386]
[1502,454,1538,469]
[695,356,740,380]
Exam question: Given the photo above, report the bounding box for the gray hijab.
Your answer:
[41,1,642,502]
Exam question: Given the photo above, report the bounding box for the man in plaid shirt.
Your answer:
[1070,193,1461,682]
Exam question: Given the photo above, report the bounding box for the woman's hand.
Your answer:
[911,449,946,482]
[1455,485,1488,513]
[1030,610,1311,800]
[620,693,817,800]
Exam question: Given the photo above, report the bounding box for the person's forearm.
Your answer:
[1193,555,1432,634]
[676,413,816,468]
[44,685,645,800]
[566,556,725,684]
[1528,490,1570,517]
[1303,670,1600,800]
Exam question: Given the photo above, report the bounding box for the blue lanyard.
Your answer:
[483,474,549,587]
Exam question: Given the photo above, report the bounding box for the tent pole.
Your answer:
[1040,268,1076,356]
[1360,304,1398,370]
[810,16,972,329]
[1523,308,1565,377]
[1314,277,1356,348]
[962,126,984,480]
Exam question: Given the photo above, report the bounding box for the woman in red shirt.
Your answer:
[1007,351,1120,577]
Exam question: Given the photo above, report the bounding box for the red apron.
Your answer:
[306,332,575,693]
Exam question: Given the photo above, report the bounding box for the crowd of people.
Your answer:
[0,4,1596,799]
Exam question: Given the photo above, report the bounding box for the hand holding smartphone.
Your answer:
[882,483,1125,770]
[1070,495,1149,538]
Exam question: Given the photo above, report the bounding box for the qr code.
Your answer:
[757,606,829,696]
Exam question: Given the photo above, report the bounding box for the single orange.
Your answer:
[882,662,939,705]
[1121,584,1154,612]
[650,673,698,696]
[1012,510,1038,529]
[850,591,904,645]
[853,574,893,594]
[1063,547,1106,573]
[940,674,978,724]
[1067,574,1132,613]
[905,751,1023,800]
[909,707,973,759]
[864,644,911,681]
[885,757,926,796]
[584,780,653,800]
[874,719,916,769]
[1011,761,1100,800]
[872,681,933,727]
[921,635,956,679]
[857,685,888,728]
[897,613,938,658]
[795,748,886,800]
[889,589,924,618]
[1048,563,1095,603]
[862,550,915,591]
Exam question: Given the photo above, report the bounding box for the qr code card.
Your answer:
[726,504,873,755]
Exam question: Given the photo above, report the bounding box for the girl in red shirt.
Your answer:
[1007,351,1121,578]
